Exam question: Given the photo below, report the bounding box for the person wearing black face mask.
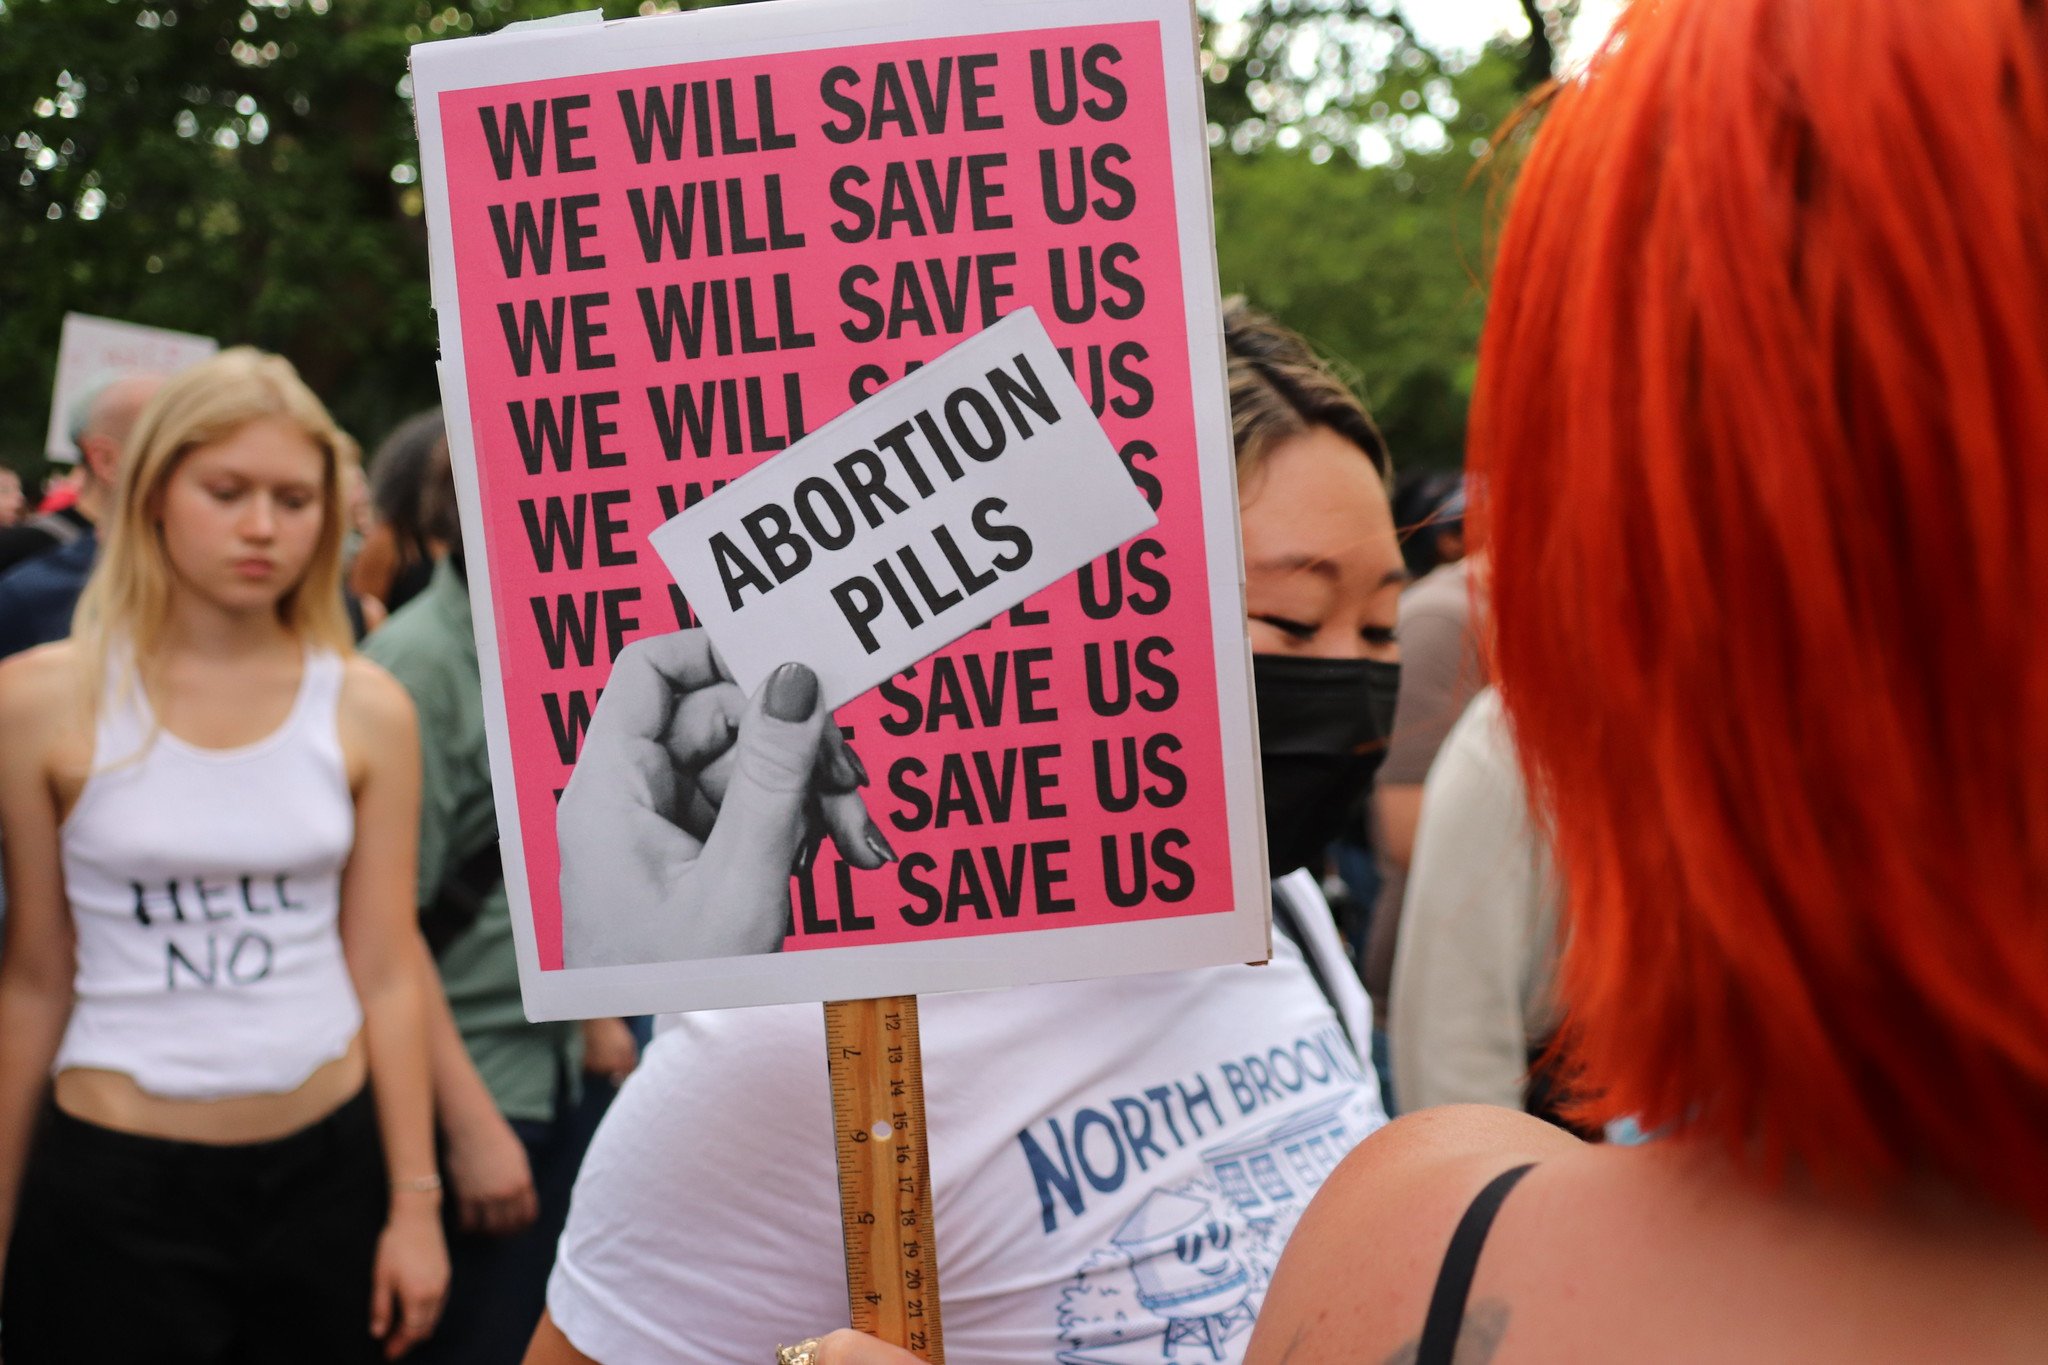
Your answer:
[1223,302,1407,892]
[525,302,1406,1365]
[1253,653,1402,876]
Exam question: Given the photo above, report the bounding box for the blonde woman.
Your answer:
[0,348,448,1360]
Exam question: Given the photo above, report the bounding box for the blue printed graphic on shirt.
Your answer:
[1013,1023,1379,1363]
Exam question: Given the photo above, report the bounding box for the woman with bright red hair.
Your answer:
[1241,0,2048,1359]
[776,0,2048,1360]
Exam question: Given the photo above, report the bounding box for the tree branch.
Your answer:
[1516,0,1557,89]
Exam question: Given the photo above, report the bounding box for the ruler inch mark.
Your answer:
[823,994,944,1363]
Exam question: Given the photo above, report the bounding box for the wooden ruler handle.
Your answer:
[823,995,944,1362]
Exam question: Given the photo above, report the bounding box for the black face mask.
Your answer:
[1252,653,1401,877]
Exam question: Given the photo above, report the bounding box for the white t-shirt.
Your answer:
[549,873,1384,1363]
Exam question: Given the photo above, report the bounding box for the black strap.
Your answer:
[1416,1162,1536,1365]
[1270,880,1357,1054]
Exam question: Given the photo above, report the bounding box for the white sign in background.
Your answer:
[44,313,218,462]
[651,309,1157,709]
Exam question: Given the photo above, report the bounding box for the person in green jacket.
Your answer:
[365,419,638,1364]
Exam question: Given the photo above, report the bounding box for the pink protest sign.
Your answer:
[412,0,1266,1018]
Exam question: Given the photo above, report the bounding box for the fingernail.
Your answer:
[764,663,818,721]
[795,835,820,875]
[863,819,898,865]
[823,743,860,791]
[848,746,870,788]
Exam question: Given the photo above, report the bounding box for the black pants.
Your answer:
[2,1089,387,1364]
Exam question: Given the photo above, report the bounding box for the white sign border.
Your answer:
[414,0,1268,1020]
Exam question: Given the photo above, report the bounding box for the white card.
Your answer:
[648,307,1158,709]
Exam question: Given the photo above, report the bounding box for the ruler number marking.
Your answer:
[826,996,944,1363]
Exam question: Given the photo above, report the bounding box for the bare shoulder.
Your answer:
[337,652,417,732]
[1253,1112,2048,1363]
[1247,1107,1584,1365]
[1343,1104,1585,1180]
[335,652,418,783]
[0,638,82,708]
[0,640,89,754]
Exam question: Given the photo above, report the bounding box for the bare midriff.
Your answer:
[52,1032,368,1145]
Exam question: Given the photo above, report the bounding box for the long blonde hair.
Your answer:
[72,347,359,699]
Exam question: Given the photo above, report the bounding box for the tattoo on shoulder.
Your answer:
[1380,1298,1511,1365]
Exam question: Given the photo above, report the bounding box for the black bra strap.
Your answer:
[1415,1162,1536,1365]
[1270,879,1356,1054]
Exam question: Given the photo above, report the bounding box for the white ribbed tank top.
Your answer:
[54,649,364,1100]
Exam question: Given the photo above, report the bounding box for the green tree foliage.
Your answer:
[0,0,1554,478]
[0,0,632,469]
[1201,3,1545,470]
